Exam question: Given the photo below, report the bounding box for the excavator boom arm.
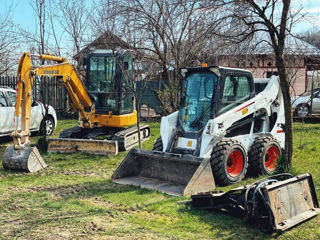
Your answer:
[15,52,93,126]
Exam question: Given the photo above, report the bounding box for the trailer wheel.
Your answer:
[248,136,281,176]
[210,139,248,186]
[152,137,163,151]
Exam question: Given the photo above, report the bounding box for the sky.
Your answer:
[2,0,320,32]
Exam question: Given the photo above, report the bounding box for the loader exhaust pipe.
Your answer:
[112,148,216,196]
[2,146,47,172]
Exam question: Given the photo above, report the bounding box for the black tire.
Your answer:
[210,139,248,186]
[295,103,310,117]
[152,137,163,151]
[40,116,55,136]
[248,136,281,176]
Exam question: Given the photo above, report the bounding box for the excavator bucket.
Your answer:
[2,146,47,172]
[111,149,216,196]
[47,138,118,155]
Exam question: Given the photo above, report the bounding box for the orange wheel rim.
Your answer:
[265,146,279,170]
[226,149,244,177]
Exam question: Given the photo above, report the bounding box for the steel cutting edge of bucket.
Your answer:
[48,138,118,155]
[2,146,47,172]
[111,148,215,196]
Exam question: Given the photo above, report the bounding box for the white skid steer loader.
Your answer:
[112,66,285,196]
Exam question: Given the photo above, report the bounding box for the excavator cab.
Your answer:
[84,50,134,115]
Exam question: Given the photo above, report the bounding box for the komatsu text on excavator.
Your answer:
[2,51,150,172]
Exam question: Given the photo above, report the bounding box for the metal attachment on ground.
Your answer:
[2,146,47,172]
[111,148,216,196]
[191,173,320,233]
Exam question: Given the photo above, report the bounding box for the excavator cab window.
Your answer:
[179,71,217,132]
[120,54,134,114]
[87,55,117,113]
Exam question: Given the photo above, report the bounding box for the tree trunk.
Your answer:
[135,98,142,149]
[275,57,293,167]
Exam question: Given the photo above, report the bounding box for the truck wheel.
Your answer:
[210,139,248,186]
[248,136,281,176]
[152,137,163,151]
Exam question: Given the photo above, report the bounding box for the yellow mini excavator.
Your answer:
[2,51,150,172]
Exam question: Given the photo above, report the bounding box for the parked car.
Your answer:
[291,88,320,117]
[0,86,57,137]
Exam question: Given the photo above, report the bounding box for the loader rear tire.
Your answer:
[152,137,163,151]
[210,139,248,186]
[248,136,281,176]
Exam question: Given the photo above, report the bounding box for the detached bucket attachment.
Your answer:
[112,148,215,196]
[2,146,47,172]
[191,173,320,233]
[48,138,118,155]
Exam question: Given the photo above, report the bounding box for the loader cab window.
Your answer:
[87,55,117,113]
[219,75,252,115]
[0,92,7,107]
[179,72,217,132]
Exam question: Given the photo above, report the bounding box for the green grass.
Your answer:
[0,120,319,239]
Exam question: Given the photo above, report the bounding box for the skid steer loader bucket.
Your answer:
[111,149,216,196]
[2,146,47,172]
[48,138,118,155]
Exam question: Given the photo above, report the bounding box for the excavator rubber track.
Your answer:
[114,124,151,151]
[48,125,150,155]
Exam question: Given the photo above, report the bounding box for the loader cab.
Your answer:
[84,50,134,115]
[178,66,254,134]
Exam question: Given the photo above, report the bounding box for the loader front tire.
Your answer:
[152,137,163,151]
[210,139,248,186]
[248,136,281,176]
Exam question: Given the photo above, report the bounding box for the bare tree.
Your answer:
[299,29,320,49]
[117,50,157,148]
[105,0,221,115]
[57,0,91,61]
[29,0,47,55]
[0,6,18,75]
[208,0,299,166]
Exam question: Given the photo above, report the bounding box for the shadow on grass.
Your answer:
[24,178,153,199]
[30,179,272,239]
[177,203,275,239]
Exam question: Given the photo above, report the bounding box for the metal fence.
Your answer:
[0,75,68,112]
[137,80,167,115]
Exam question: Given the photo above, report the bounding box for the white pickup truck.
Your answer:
[0,87,57,137]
